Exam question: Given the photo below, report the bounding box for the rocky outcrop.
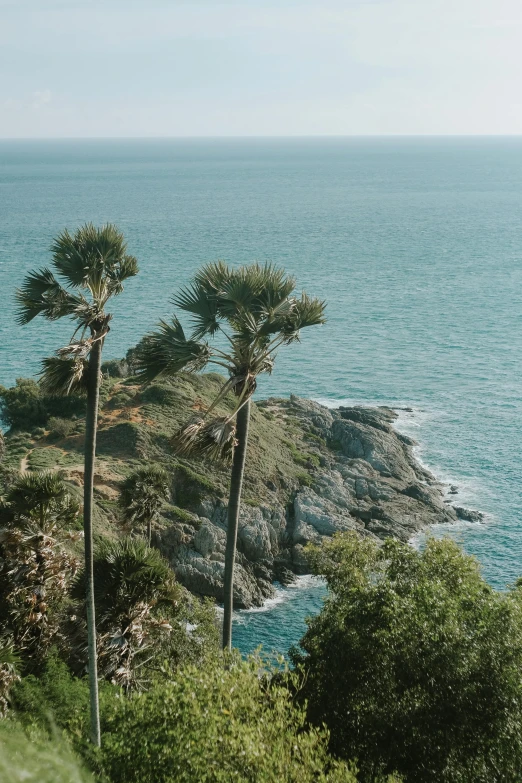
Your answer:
[156,397,462,608]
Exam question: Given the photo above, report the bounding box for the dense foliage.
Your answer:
[293,533,522,783]
[0,378,85,430]
[101,655,358,783]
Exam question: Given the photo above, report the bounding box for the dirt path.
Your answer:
[19,449,33,473]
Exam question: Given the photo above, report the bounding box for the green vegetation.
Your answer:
[0,721,93,783]
[101,655,357,783]
[6,248,522,782]
[119,464,169,542]
[0,378,85,430]
[293,533,522,783]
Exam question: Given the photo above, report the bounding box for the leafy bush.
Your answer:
[0,378,85,431]
[102,358,129,378]
[0,721,93,783]
[0,379,45,429]
[293,533,522,783]
[47,417,75,440]
[101,655,358,783]
[12,653,92,742]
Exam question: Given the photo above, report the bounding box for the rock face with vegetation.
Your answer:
[0,371,461,609]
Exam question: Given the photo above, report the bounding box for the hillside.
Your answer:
[0,370,474,608]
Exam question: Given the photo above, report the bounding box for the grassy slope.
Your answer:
[2,373,325,544]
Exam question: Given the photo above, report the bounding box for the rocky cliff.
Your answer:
[155,395,462,608]
[1,372,474,610]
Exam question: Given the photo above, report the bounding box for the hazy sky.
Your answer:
[1,0,521,137]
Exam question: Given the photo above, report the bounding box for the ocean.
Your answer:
[1,137,521,657]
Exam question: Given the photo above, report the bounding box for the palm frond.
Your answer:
[173,283,220,339]
[72,538,178,616]
[134,317,210,381]
[292,292,327,328]
[173,416,236,462]
[248,263,296,310]
[51,223,138,303]
[194,260,232,293]
[119,465,170,524]
[5,471,80,532]
[107,254,140,296]
[15,268,85,325]
[39,356,89,397]
[0,635,20,670]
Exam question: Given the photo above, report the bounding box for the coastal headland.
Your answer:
[1,368,479,609]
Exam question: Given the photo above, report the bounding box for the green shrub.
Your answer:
[12,654,92,741]
[101,655,357,783]
[293,534,522,783]
[47,417,75,440]
[0,380,45,430]
[102,358,129,378]
[0,379,85,431]
[0,721,93,783]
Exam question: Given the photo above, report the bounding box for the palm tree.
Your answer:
[70,538,180,692]
[0,472,80,668]
[4,470,80,533]
[135,262,325,650]
[16,223,138,746]
[119,465,170,544]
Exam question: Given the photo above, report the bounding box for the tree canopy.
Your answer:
[292,533,522,783]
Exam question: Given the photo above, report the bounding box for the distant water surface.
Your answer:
[1,137,521,656]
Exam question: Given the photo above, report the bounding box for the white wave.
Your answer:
[233,576,326,622]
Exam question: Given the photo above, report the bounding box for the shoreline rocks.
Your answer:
[156,396,471,608]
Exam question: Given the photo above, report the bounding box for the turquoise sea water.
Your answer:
[1,138,521,657]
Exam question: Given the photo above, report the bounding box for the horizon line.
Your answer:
[2,133,522,142]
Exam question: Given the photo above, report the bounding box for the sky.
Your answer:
[1,0,522,137]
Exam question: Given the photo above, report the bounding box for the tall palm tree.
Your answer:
[135,262,325,650]
[119,465,170,544]
[16,223,138,746]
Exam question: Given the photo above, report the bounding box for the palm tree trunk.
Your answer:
[84,335,103,746]
[222,398,251,651]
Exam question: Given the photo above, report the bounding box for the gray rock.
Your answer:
[453,506,484,523]
[157,397,477,608]
[294,487,361,542]
[174,547,274,609]
[193,520,225,558]
[331,418,416,481]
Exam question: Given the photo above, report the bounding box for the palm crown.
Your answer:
[16,223,138,394]
[136,262,326,459]
[2,471,80,533]
[119,466,170,543]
